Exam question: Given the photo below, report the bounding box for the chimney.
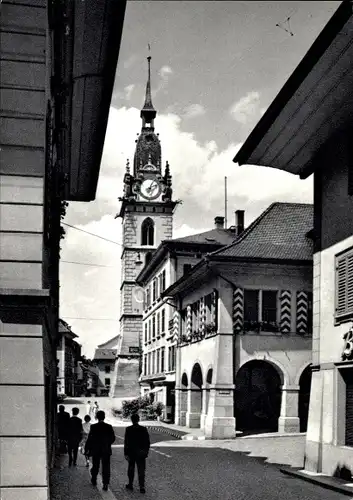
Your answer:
[214,216,225,230]
[235,210,245,235]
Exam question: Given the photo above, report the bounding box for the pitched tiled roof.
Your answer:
[172,228,236,246]
[211,203,313,261]
[93,348,117,360]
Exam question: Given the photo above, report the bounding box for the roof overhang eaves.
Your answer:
[233,1,353,175]
[136,243,170,285]
[210,255,313,266]
[162,260,210,298]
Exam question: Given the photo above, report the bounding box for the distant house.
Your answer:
[234,1,353,476]
[136,214,245,422]
[163,203,313,439]
[93,347,117,395]
[57,319,82,396]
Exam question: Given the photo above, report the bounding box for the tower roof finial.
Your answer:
[140,46,156,124]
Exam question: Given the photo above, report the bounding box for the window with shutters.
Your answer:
[335,248,353,325]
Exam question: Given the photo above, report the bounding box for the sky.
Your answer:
[60,1,341,357]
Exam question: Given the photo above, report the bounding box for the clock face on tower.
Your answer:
[140,178,161,200]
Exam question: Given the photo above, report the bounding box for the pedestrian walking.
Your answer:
[67,407,83,467]
[80,415,92,467]
[86,400,92,416]
[124,413,150,494]
[85,410,115,491]
[93,401,99,420]
[89,400,95,418]
[57,405,70,454]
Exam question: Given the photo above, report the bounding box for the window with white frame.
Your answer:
[152,279,157,302]
[168,345,176,371]
[161,308,166,334]
[148,319,151,342]
[143,354,147,375]
[160,347,165,372]
[152,314,156,340]
[144,323,148,343]
[336,248,353,324]
[152,351,156,374]
[157,312,160,336]
[243,289,278,331]
[156,349,160,373]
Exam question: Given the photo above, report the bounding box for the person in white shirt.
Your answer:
[86,401,92,416]
[80,415,92,467]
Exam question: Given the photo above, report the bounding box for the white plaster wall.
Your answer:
[179,336,217,384]
[318,234,353,363]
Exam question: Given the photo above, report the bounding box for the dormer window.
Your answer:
[141,218,154,246]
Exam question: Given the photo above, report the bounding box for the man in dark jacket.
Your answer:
[67,407,83,466]
[85,410,116,491]
[124,413,150,494]
[57,405,70,453]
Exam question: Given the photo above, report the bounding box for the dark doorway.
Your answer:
[299,365,312,432]
[235,360,282,433]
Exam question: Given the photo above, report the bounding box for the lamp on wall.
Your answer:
[135,252,143,266]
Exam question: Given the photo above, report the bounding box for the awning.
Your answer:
[148,387,164,394]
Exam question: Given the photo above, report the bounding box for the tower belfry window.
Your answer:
[141,218,154,246]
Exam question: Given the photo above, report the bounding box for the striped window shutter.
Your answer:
[186,305,192,337]
[296,291,309,334]
[173,310,180,342]
[212,289,219,330]
[233,287,244,333]
[280,290,291,333]
[200,297,206,333]
[336,251,353,322]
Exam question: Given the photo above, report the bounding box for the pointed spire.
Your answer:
[140,55,157,127]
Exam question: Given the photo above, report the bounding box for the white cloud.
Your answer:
[61,105,313,357]
[183,104,206,119]
[230,91,261,124]
[114,84,135,102]
[159,65,173,79]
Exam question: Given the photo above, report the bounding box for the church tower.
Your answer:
[110,57,178,398]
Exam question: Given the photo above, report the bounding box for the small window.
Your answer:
[105,378,111,387]
[152,279,157,302]
[157,312,160,336]
[161,270,166,292]
[161,309,166,334]
[156,349,160,373]
[244,290,259,323]
[141,218,154,246]
[104,365,111,374]
[336,248,353,324]
[152,315,156,339]
[144,323,148,343]
[161,347,165,372]
[152,351,156,374]
[262,291,278,324]
[148,319,152,341]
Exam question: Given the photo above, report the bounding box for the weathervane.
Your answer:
[276,15,294,37]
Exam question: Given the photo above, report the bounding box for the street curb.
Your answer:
[145,424,187,440]
[280,467,353,496]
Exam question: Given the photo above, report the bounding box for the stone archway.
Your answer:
[235,360,283,433]
[187,363,203,428]
[298,365,312,432]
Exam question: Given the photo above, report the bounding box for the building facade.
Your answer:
[56,320,81,397]
[164,203,313,439]
[136,216,238,421]
[110,57,178,399]
[0,1,125,498]
[235,1,353,477]
[93,346,117,396]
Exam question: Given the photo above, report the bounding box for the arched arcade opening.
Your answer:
[235,360,283,433]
